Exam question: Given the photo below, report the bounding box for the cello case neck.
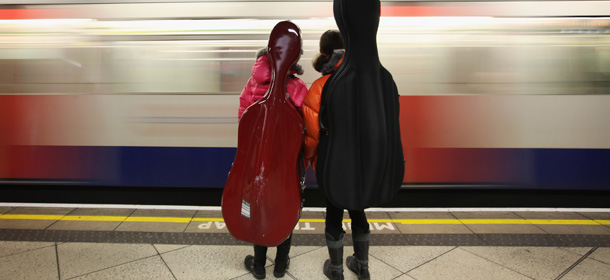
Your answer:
[264,21,302,105]
[334,0,381,68]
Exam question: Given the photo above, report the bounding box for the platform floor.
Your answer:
[1,204,610,280]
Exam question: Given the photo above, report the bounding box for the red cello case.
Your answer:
[221,21,305,247]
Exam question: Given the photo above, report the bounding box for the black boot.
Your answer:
[244,245,267,279]
[346,232,370,280]
[323,232,344,280]
[274,235,292,278]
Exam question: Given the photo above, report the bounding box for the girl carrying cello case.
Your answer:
[222,21,305,247]
[317,0,405,210]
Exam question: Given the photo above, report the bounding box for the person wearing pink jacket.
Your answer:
[239,48,308,279]
[238,48,308,120]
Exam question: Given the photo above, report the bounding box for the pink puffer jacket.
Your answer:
[238,54,308,120]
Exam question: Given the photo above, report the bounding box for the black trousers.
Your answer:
[325,199,369,240]
[253,234,292,264]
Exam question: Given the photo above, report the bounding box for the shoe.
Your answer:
[244,255,266,279]
[323,232,345,280]
[346,232,370,280]
[324,259,344,280]
[346,255,370,280]
[273,257,290,278]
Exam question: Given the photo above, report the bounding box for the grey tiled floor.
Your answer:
[2,241,610,279]
[1,205,610,279]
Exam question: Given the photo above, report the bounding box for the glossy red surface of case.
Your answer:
[221,21,305,247]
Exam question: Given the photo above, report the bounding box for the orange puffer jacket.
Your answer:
[302,52,344,169]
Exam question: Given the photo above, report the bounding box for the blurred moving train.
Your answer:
[1,1,609,203]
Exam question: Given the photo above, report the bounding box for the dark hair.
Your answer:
[313,30,344,73]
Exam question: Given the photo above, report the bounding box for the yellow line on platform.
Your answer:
[298,219,326,223]
[61,215,126,222]
[0,214,65,220]
[388,219,606,225]
[125,217,192,223]
[457,219,531,225]
[391,219,463,224]
[526,219,600,225]
[192,218,224,222]
[1,214,609,226]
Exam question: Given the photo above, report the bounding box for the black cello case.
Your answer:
[317,0,405,210]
